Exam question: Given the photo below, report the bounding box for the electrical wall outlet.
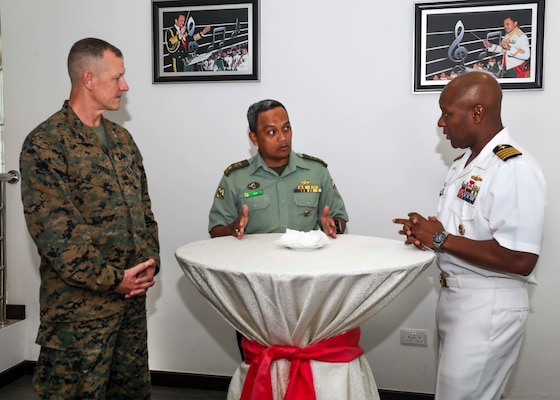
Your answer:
[400,329,428,347]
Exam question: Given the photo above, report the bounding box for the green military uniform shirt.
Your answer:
[209,151,348,233]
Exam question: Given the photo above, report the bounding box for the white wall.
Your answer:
[0,321,27,373]
[1,1,558,398]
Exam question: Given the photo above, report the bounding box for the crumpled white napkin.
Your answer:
[275,229,330,249]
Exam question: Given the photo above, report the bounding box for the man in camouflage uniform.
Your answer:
[208,99,348,358]
[20,38,160,399]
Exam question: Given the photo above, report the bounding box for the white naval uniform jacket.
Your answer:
[436,128,546,284]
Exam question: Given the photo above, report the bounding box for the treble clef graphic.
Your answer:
[448,20,468,66]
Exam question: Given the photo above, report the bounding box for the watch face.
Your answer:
[434,231,448,248]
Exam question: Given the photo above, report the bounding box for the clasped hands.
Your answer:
[229,204,341,239]
[115,258,157,299]
[393,212,444,251]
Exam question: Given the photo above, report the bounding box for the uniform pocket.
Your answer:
[294,192,320,208]
[243,194,271,211]
[242,195,273,232]
[449,197,477,236]
[292,193,320,230]
[450,197,476,221]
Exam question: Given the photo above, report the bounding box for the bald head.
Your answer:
[437,71,504,155]
[441,71,503,122]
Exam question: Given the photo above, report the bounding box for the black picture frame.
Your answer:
[152,0,259,83]
[413,0,545,92]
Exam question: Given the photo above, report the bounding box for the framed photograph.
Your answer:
[152,0,259,83]
[413,0,545,92]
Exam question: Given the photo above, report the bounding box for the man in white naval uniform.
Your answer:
[483,15,530,78]
[394,71,546,400]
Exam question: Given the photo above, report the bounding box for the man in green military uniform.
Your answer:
[20,38,160,399]
[208,99,349,358]
[209,99,348,239]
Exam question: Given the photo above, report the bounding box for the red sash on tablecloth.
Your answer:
[240,327,364,400]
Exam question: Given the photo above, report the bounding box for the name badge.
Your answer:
[244,189,263,198]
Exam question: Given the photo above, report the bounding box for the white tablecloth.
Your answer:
[176,233,435,400]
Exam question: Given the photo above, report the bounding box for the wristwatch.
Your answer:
[433,231,449,251]
[334,219,344,234]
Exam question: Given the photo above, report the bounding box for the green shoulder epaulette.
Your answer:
[302,153,328,167]
[454,153,466,161]
[493,144,522,161]
[224,159,249,176]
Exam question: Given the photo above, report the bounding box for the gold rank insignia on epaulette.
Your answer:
[454,153,466,161]
[493,144,522,161]
[302,153,327,167]
[224,159,249,176]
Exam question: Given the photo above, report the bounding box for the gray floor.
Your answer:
[0,375,227,400]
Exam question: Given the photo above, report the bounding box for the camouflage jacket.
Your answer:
[20,101,160,322]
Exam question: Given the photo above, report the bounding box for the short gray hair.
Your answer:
[67,38,123,84]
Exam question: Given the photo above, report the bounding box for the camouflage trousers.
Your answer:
[33,306,150,399]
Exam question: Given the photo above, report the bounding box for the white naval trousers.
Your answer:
[435,275,529,400]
